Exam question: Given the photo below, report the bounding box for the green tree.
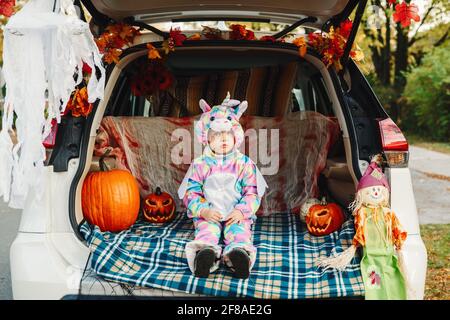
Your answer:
[361,0,449,121]
[403,42,450,141]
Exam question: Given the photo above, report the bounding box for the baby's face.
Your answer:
[208,130,235,155]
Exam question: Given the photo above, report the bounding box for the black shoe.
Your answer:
[228,248,250,279]
[194,248,216,278]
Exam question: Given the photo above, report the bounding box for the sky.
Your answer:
[412,0,450,32]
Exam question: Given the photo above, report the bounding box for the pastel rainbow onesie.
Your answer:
[178,93,268,274]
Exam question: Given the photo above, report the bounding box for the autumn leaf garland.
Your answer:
[2,0,417,119]
[73,9,422,115]
[93,21,367,71]
[79,21,367,111]
[293,19,364,71]
[95,23,141,64]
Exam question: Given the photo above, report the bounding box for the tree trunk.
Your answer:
[395,24,409,89]
[382,14,391,85]
[366,7,391,86]
[392,24,409,122]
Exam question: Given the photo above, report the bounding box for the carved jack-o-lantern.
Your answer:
[305,199,345,236]
[143,187,176,223]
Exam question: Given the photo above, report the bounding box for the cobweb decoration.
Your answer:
[0,0,105,208]
[79,253,204,298]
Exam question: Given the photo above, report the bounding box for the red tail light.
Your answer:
[379,118,408,151]
[378,118,409,167]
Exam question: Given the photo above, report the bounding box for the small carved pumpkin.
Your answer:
[143,187,176,223]
[305,198,345,236]
[299,198,321,222]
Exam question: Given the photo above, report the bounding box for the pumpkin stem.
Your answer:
[155,187,161,195]
[99,149,112,172]
[320,197,327,205]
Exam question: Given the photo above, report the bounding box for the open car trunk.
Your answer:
[76,45,363,298]
[85,0,355,25]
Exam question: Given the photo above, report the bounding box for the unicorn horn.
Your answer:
[222,91,231,104]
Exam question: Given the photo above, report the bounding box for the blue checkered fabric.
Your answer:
[79,212,364,298]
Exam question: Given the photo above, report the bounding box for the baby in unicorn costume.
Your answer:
[178,92,268,278]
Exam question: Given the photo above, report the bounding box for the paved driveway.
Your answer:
[0,146,448,299]
[0,204,20,300]
[409,146,450,224]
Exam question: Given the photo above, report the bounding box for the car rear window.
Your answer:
[104,50,334,118]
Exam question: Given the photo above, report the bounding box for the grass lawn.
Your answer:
[420,224,450,300]
[405,133,450,155]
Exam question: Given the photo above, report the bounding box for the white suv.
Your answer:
[9,0,427,299]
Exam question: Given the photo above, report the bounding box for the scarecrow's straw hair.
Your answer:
[348,187,390,214]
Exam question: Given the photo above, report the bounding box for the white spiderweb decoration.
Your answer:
[0,0,105,208]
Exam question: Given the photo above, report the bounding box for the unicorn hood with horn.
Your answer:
[178,92,268,275]
[178,92,267,205]
[194,91,247,148]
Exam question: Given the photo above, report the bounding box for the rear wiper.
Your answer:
[272,16,317,40]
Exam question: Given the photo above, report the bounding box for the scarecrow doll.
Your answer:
[178,92,267,279]
[318,155,410,300]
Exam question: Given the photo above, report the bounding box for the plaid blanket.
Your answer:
[79,212,364,299]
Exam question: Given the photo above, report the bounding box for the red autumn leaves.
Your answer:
[169,28,187,46]
[293,19,364,71]
[229,24,256,40]
[66,63,94,117]
[0,0,15,17]
[392,1,421,28]
[130,61,173,97]
[66,87,93,117]
[160,28,190,56]
[95,23,141,64]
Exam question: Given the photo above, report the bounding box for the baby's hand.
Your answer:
[199,208,223,223]
[226,209,245,226]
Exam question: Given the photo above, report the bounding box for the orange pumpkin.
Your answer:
[143,187,176,223]
[305,199,345,236]
[82,153,140,232]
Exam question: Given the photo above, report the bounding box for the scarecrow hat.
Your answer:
[357,158,390,192]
